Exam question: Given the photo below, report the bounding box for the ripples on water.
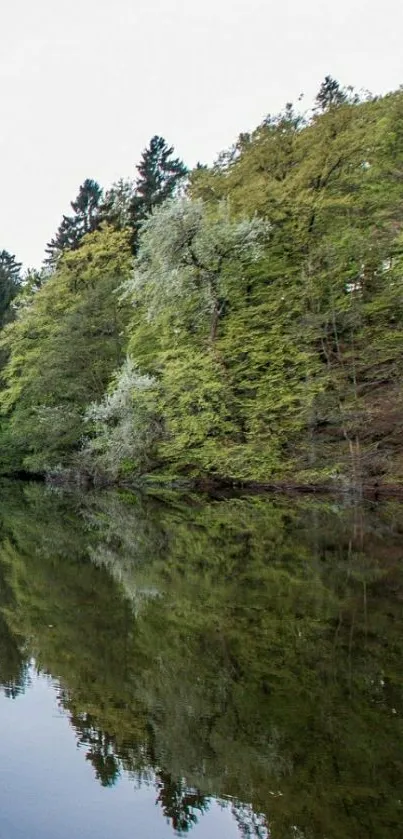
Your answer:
[0,481,401,838]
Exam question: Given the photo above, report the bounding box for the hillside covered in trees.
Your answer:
[0,77,402,490]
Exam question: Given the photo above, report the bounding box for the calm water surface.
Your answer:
[0,481,401,838]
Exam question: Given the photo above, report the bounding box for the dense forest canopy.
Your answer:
[0,78,402,487]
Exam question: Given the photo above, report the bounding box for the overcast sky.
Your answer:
[0,0,401,268]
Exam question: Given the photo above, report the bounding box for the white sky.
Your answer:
[0,0,401,268]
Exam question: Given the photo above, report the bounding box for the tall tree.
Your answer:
[45,179,103,264]
[0,250,22,327]
[100,178,135,229]
[0,226,132,473]
[315,75,354,111]
[130,136,187,245]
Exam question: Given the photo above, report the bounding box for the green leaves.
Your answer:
[1,85,403,486]
[127,198,268,330]
[0,226,132,472]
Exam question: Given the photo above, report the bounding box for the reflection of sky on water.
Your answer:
[0,668,241,839]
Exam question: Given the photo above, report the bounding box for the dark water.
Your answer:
[0,483,402,838]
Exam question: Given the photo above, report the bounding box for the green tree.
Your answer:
[0,225,132,472]
[188,87,403,485]
[129,135,187,244]
[314,75,354,111]
[0,250,22,327]
[91,198,268,478]
[45,178,103,264]
[100,177,135,229]
[2,83,403,489]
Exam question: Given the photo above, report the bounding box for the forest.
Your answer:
[0,76,402,490]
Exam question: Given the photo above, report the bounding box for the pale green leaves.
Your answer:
[124,198,269,320]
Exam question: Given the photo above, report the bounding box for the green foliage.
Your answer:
[1,82,403,486]
[99,136,186,250]
[84,358,161,477]
[99,177,135,229]
[0,250,22,327]
[184,87,403,484]
[118,198,268,476]
[314,75,359,111]
[45,178,103,264]
[0,225,132,472]
[130,135,188,239]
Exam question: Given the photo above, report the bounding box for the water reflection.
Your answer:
[0,481,401,838]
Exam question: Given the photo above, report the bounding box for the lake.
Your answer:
[0,481,401,838]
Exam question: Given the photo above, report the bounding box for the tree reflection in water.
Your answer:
[0,480,401,838]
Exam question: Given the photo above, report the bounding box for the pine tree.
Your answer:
[100,178,135,229]
[130,136,187,245]
[0,250,22,327]
[45,179,103,264]
[70,178,103,234]
[315,76,353,111]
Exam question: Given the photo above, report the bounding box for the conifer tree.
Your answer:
[45,179,103,264]
[100,178,135,229]
[0,250,22,327]
[315,75,356,111]
[129,136,187,245]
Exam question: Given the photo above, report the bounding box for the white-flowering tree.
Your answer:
[84,358,160,477]
[125,197,269,341]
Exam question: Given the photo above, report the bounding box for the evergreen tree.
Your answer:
[315,75,351,111]
[130,136,187,245]
[0,250,22,327]
[100,178,135,230]
[70,178,103,233]
[45,179,103,264]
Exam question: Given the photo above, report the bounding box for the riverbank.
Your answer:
[34,464,403,500]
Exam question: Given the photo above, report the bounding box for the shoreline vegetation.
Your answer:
[43,467,403,500]
[0,77,402,493]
